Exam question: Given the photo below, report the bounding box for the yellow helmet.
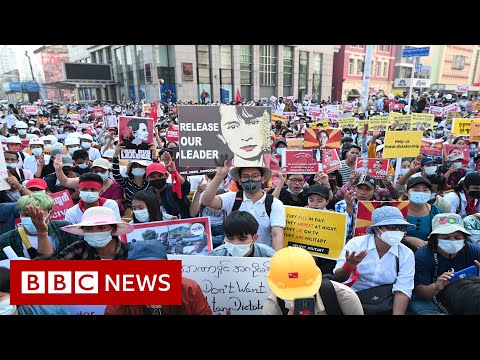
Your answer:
[267,246,322,301]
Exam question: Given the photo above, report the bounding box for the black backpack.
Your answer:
[276,277,343,315]
[232,191,274,217]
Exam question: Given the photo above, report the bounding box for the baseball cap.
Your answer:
[407,176,432,190]
[421,156,437,166]
[146,163,167,177]
[354,174,376,190]
[26,178,48,190]
[306,184,330,199]
[92,158,110,170]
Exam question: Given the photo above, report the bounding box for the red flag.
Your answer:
[235,89,241,103]
[150,101,158,123]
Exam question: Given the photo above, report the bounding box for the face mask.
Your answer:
[276,148,285,156]
[287,188,303,195]
[224,241,252,257]
[0,298,16,316]
[398,168,409,176]
[17,129,26,136]
[131,168,146,177]
[69,147,80,155]
[81,142,91,149]
[83,231,112,248]
[469,191,480,199]
[32,190,46,195]
[31,148,43,156]
[98,172,109,182]
[149,178,166,189]
[409,191,432,205]
[437,239,465,255]
[79,191,100,203]
[240,180,262,194]
[424,166,437,176]
[436,130,444,135]
[133,209,150,223]
[77,163,88,169]
[378,229,404,247]
[454,161,463,169]
[6,162,17,168]
[21,216,39,234]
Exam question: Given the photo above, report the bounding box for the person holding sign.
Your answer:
[122,118,152,152]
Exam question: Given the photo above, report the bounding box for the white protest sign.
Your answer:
[0,145,11,191]
[5,115,18,129]
[269,95,277,102]
[168,255,271,315]
[106,115,118,128]
[23,105,38,115]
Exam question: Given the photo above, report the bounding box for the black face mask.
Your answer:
[469,191,480,199]
[329,179,337,189]
[150,179,167,190]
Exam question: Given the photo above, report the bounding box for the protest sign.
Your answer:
[78,108,88,116]
[304,128,341,150]
[270,95,277,102]
[283,112,296,121]
[342,102,354,112]
[368,116,389,132]
[355,158,389,179]
[68,305,107,316]
[0,146,10,191]
[166,124,179,142]
[305,94,313,101]
[338,117,357,129]
[92,106,104,119]
[443,103,460,116]
[121,217,212,256]
[286,96,296,101]
[383,131,423,158]
[170,146,216,176]
[67,114,80,122]
[475,103,480,112]
[286,138,303,149]
[319,148,341,174]
[284,206,347,260]
[411,113,434,131]
[118,116,154,161]
[447,111,462,126]
[420,139,444,157]
[76,123,94,133]
[271,113,285,125]
[282,150,319,174]
[168,255,270,315]
[49,190,74,221]
[354,201,409,237]
[453,119,473,136]
[428,106,444,117]
[445,144,469,166]
[143,103,152,113]
[178,106,271,168]
[389,113,412,130]
[23,106,38,115]
[469,120,480,142]
[457,84,469,93]
[310,120,329,128]
[106,115,118,128]
[5,115,18,129]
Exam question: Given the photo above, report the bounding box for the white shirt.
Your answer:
[334,234,415,298]
[443,191,480,218]
[88,147,102,161]
[218,191,286,248]
[22,154,40,175]
[64,199,121,225]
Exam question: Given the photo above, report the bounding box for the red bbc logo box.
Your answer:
[9,260,182,305]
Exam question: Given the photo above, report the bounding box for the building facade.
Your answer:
[67,45,339,104]
[332,45,396,101]
[0,46,16,75]
[393,45,432,95]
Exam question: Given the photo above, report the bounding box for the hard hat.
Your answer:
[267,246,322,301]
[446,94,452,100]
[29,138,44,147]
[14,121,28,129]
[79,133,93,141]
[64,137,80,146]
[46,134,57,145]
[6,136,21,144]
[388,94,394,100]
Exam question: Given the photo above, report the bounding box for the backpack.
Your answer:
[231,191,274,218]
[276,277,343,315]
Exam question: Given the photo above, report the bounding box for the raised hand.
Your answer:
[345,249,368,267]
[216,160,230,178]
[114,143,125,158]
[24,205,48,234]
[345,189,356,208]
[314,171,329,186]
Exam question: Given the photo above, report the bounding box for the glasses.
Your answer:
[383,225,408,232]
[240,174,262,182]
[288,178,305,185]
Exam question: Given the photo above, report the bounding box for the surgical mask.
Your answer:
[149,178,166,190]
[83,231,112,248]
[98,172,109,182]
[133,209,150,223]
[32,190,46,195]
[378,229,404,247]
[69,147,80,155]
[6,162,17,168]
[81,142,91,149]
[77,163,88,169]
[276,148,285,156]
[131,168,146,177]
[409,191,432,205]
[224,241,252,257]
[20,216,39,234]
[287,188,303,195]
[398,168,409,176]
[0,298,16,316]
[79,191,100,203]
[17,129,26,136]
[454,161,463,169]
[240,180,262,194]
[31,148,43,156]
[437,239,465,255]
[424,166,437,176]
[469,191,480,199]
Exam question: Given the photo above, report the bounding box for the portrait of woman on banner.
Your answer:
[121,118,152,151]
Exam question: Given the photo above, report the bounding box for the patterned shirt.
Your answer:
[112,157,150,208]
[335,182,398,202]
[36,239,129,260]
[335,199,357,240]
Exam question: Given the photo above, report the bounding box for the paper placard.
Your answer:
[383,131,423,158]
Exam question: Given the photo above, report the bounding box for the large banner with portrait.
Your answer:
[178,106,271,168]
[118,116,154,161]
[120,217,213,256]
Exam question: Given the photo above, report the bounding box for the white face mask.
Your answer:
[437,239,465,254]
[398,168,409,176]
[6,163,17,168]
[424,166,437,175]
[83,231,113,248]
[77,163,88,169]
[32,190,46,195]
[0,298,16,316]
[223,241,252,257]
[31,148,43,157]
[378,229,404,247]
[17,129,26,136]
[79,191,100,203]
[133,209,150,223]
[81,142,91,149]
[131,168,146,177]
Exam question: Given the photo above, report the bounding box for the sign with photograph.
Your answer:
[170,146,216,176]
[118,116,154,161]
[355,158,389,179]
[303,128,342,150]
[182,62,194,81]
[319,148,341,174]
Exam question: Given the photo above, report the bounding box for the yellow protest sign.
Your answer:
[368,116,389,131]
[383,131,423,158]
[393,89,404,96]
[143,103,151,112]
[411,113,434,131]
[271,113,285,125]
[311,120,329,128]
[389,113,412,130]
[338,117,357,129]
[469,120,480,142]
[286,138,303,149]
[284,206,347,259]
[453,119,473,136]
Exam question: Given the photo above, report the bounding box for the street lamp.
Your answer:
[159,78,164,104]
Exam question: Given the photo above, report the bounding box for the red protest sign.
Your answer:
[49,190,74,221]
[319,149,341,174]
[92,107,104,119]
[166,125,179,142]
[283,150,319,174]
[355,158,389,179]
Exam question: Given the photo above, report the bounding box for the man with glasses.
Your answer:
[202,162,286,251]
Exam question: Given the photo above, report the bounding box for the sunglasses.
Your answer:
[382,225,408,232]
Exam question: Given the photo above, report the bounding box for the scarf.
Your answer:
[78,197,108,213]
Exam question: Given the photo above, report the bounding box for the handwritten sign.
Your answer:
[282,150,319,174]
[168,255,270,315]
[286,138,303,149]
[49,190,74,221]
[0,146,10,191]
[354,201,409,237]
[284,206,347,260]
[411,113,434,131]
[453,119,473,135]
[383,131,423,158]
[5,115,18,129]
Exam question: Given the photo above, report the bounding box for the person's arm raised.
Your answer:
[25,205,54,256]
[53,154,79,189]
[272,168,287,199]
[201,160,229,209]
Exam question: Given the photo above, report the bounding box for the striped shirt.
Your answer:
[112,157,149,208]
[339,160,355,185]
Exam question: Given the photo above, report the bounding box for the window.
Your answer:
[376,61,382,76]
[351,45,357,48]
[312,53,322,102]
[157,45,176,84]
[91,52,96,63]
[370,60,374,76]
[135,45,143,70]
[220,45,232,69]
[385,45,390,52]
[283,46,293,87]
[259,45,277,86]
[220,45,232,103]
[358,45,364,49]
[349,58,355,74]
[379,45,384,51]
[298,51,308,100]
[196,45,211,84]
[452,55,466,70]
[240,45,252,85]
[124,46,133,72]
[356,59,363,75]
[383,62,388,77]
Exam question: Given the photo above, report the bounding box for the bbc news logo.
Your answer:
[10,260,182,305]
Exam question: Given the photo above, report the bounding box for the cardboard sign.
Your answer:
[355,158,389,179]
[389,113,412,131]
[368,116,389,132]
[284,206,347,260]
[178,106,271,168]
[49,190,74,221]
[168,255,270,315]
[166,125,179,142]
[23,106,38,115]
[411,113,434,131]
[469,120,480,142]
[271,113,285,125]
[5,115,18,129]
[310,120,329,128]
[286,138,303,149]
[383,131,423,158]
[453,119,473,136]
[303,128,341,150]
[0,146,10,191]
[118,116,154,161]
[121,217,212,256]
[270,96,277,102]
[319,148,341,174]
[354,201,409,237]
[338,117,357,129]
[282,150,319,174]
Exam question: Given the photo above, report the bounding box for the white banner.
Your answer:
[0,145,11,191]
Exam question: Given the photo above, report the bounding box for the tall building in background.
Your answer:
[393,45,433,95]
[0,46,15,74]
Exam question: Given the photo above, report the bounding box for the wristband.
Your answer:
[343,263,359,287]
[342,262,357,272]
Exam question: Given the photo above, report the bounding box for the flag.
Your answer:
[235,89,241,103]
[150,101,158,123]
